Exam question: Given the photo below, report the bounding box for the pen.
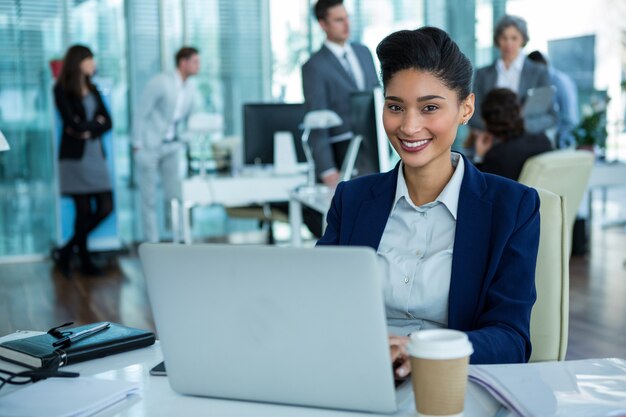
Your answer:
[52,322,111,347]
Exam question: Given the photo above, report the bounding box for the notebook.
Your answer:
[522,86,555,117]
[0,322,155,369]
[469,358,626,417]
[139,243,407,414]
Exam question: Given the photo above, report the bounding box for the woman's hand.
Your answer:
[65,127,91,140]
[474,131,494,158]
[389,335,411,378]
[96,115,107,125]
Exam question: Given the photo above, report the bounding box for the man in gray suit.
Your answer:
[302,0,379,188]
[133,47,201,242]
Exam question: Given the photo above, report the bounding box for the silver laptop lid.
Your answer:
[139,243,397,413]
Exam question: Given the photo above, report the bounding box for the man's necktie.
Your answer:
[342,52,357,87]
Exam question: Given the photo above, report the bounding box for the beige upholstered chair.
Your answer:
[529,188,569,362]
[518,150,594,241]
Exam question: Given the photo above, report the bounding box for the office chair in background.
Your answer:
[299,109,343,190]
[518,149,595,252]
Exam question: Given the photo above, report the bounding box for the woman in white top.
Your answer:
[468,15,555,138]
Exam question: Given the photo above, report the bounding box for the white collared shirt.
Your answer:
[377,153,465,336]
[496,53,526,94]
[324,40,365,91]
[164,70,187,141]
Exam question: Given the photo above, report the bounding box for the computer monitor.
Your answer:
[350,87,392,174]
[242,103,307,166]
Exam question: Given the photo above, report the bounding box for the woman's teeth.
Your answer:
[401,139,429,148]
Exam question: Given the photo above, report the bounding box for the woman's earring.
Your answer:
[461,119,468,126]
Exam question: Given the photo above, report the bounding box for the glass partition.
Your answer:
[4,0,625,258]
[0,1,62,257]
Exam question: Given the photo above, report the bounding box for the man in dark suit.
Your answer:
[302,0,379,189]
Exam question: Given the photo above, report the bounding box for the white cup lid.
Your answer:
[407,329,473,360]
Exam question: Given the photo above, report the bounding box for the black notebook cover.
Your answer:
[0,322,156,369]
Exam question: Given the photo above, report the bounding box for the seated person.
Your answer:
[473,88,553,181]
[317,27,540,377]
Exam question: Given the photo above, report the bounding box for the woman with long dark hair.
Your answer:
[51,45,113,277]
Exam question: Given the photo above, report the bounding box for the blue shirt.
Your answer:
[377,153,464,335]
[549,67,579,148]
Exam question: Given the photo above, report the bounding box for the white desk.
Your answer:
[0,341,502,417]
[289,186,333,246]
[172,172,307,244]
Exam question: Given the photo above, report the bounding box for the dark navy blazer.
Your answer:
[317,155,540,364]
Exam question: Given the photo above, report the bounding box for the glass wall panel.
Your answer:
[269,0,309,103]
[3,0,621,257]
[182,0,272,136]
[183,0,222,114]
[475,0,495,67]
[161,0,184,72]
[0,1,62,257]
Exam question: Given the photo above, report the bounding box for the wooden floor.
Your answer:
[0,228,625,360]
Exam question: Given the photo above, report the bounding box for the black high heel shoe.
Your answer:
[51,248,72,278]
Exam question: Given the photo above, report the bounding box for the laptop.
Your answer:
[139,243,411,413]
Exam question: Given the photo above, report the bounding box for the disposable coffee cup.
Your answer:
[407,329,473,417]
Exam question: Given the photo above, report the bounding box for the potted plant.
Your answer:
[573,94,609,156]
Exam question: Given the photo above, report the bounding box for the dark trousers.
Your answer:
[60,191,114,265]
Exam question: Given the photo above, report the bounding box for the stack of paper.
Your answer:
[0,376,140,417]
[469,358,626,417]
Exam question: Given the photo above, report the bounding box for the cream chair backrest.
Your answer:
[518,150,594,240]
[529,187,569,362]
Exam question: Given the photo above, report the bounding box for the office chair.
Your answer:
[300,110,343,189]
[339,135,363,182]
[518,150,594,242]
[529,187,569,362]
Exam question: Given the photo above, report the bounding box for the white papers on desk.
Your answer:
[469,358,626,417]
[0,377,139,417]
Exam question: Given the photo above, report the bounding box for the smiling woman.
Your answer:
[317,26,542,373]
[382,70,473,205]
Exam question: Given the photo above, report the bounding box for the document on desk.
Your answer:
[469,358,626,417]
[0,376,139,417]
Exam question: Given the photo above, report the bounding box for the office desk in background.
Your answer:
[585,161,626,227]
[289,187,333,246]
[0,340,503,417]
[172,171,307,244]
